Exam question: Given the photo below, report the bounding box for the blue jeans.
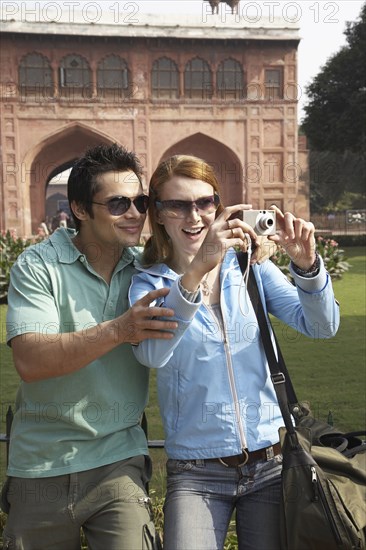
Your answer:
[163,454,283,550]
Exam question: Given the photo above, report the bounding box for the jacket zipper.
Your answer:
[223,330,248,451]
[310,466,343,546]
[206,300,247,452]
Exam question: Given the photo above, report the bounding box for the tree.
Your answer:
[301,3,366,210]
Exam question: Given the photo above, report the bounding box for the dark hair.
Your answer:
[143,155,223,266]
[67,143,143,231]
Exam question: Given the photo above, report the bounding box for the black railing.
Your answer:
[311,211,366,235]
[0,406,13,466]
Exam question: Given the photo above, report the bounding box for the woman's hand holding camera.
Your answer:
[268,205,317,271]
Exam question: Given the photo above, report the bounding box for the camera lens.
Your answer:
[258,214,274,230]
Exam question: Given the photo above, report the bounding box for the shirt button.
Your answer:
[79,256,85,262]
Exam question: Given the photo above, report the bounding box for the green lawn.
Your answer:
[273,247,365,433]
[1,247,365,542]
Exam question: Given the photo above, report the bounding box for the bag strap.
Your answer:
[237,252,297,434]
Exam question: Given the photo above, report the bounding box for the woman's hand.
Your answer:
[268,205,317,270]
[182,204,258,291]
[193,204,258,270]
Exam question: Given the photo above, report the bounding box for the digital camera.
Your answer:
[242,210,276,236]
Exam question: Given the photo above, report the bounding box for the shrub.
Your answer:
[315,236,352,279]
[271,236,351,281]
[319,234,366,248]
[0,229,46,301]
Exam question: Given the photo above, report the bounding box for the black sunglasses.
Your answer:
[89,194,149,216]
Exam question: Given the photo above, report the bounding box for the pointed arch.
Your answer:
[184,57,212,99]
[23,122,116,233]
[158,132,245,205]
[151,57,179,99]
[59,53,92,98]
[19,51,53,97]
[217,58,244,100]
[97,54,130,98]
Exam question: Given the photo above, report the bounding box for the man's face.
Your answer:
[84,170,146,249]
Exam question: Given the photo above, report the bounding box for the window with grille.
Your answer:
[97,55,129,99]
[19,53,53,98]
[59,55,92,98]
[184,58,213,100]
[264,68,283,100]
[152,57,179,99]
[217,58,244,100]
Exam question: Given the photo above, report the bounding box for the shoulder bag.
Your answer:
[240,255,366,550]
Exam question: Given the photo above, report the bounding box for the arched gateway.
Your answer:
[160,133,245,206]
[1,12,308,237]
[25,123,114,233]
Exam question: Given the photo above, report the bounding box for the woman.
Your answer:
[129,155,340,550]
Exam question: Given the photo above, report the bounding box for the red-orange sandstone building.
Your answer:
[0,6,308,236]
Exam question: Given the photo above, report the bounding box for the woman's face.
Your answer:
[156,175,217,264]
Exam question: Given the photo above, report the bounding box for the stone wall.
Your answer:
[0,22,308,236]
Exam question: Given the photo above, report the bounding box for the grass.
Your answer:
[0,247,365,546]
[273,247,365,432]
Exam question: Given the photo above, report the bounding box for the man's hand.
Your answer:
[11,288,177,382]
[120,287,178,345]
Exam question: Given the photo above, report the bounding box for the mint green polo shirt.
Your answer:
[6,228,149,478]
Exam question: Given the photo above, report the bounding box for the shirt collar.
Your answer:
[48,228,81,264]
[134,260,178,280]
[48,228,138,268]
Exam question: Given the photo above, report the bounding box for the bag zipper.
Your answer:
[311,465,319,501]
[310,466,343,546]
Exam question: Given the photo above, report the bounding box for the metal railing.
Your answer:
[311,211,366,235]
[0,406,13,466]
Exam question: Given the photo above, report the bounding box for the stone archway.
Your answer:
[158,132,245,207]
[24,122,115,234]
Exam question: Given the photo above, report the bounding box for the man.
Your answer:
[3,143,177,549]
[58,209,70,228]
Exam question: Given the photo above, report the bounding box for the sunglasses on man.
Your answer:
[88,194,149,216]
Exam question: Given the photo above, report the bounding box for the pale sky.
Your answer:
[2,0,364,121]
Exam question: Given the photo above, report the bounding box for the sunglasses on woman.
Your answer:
[155,194,220,219]
[89,194,149,216]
